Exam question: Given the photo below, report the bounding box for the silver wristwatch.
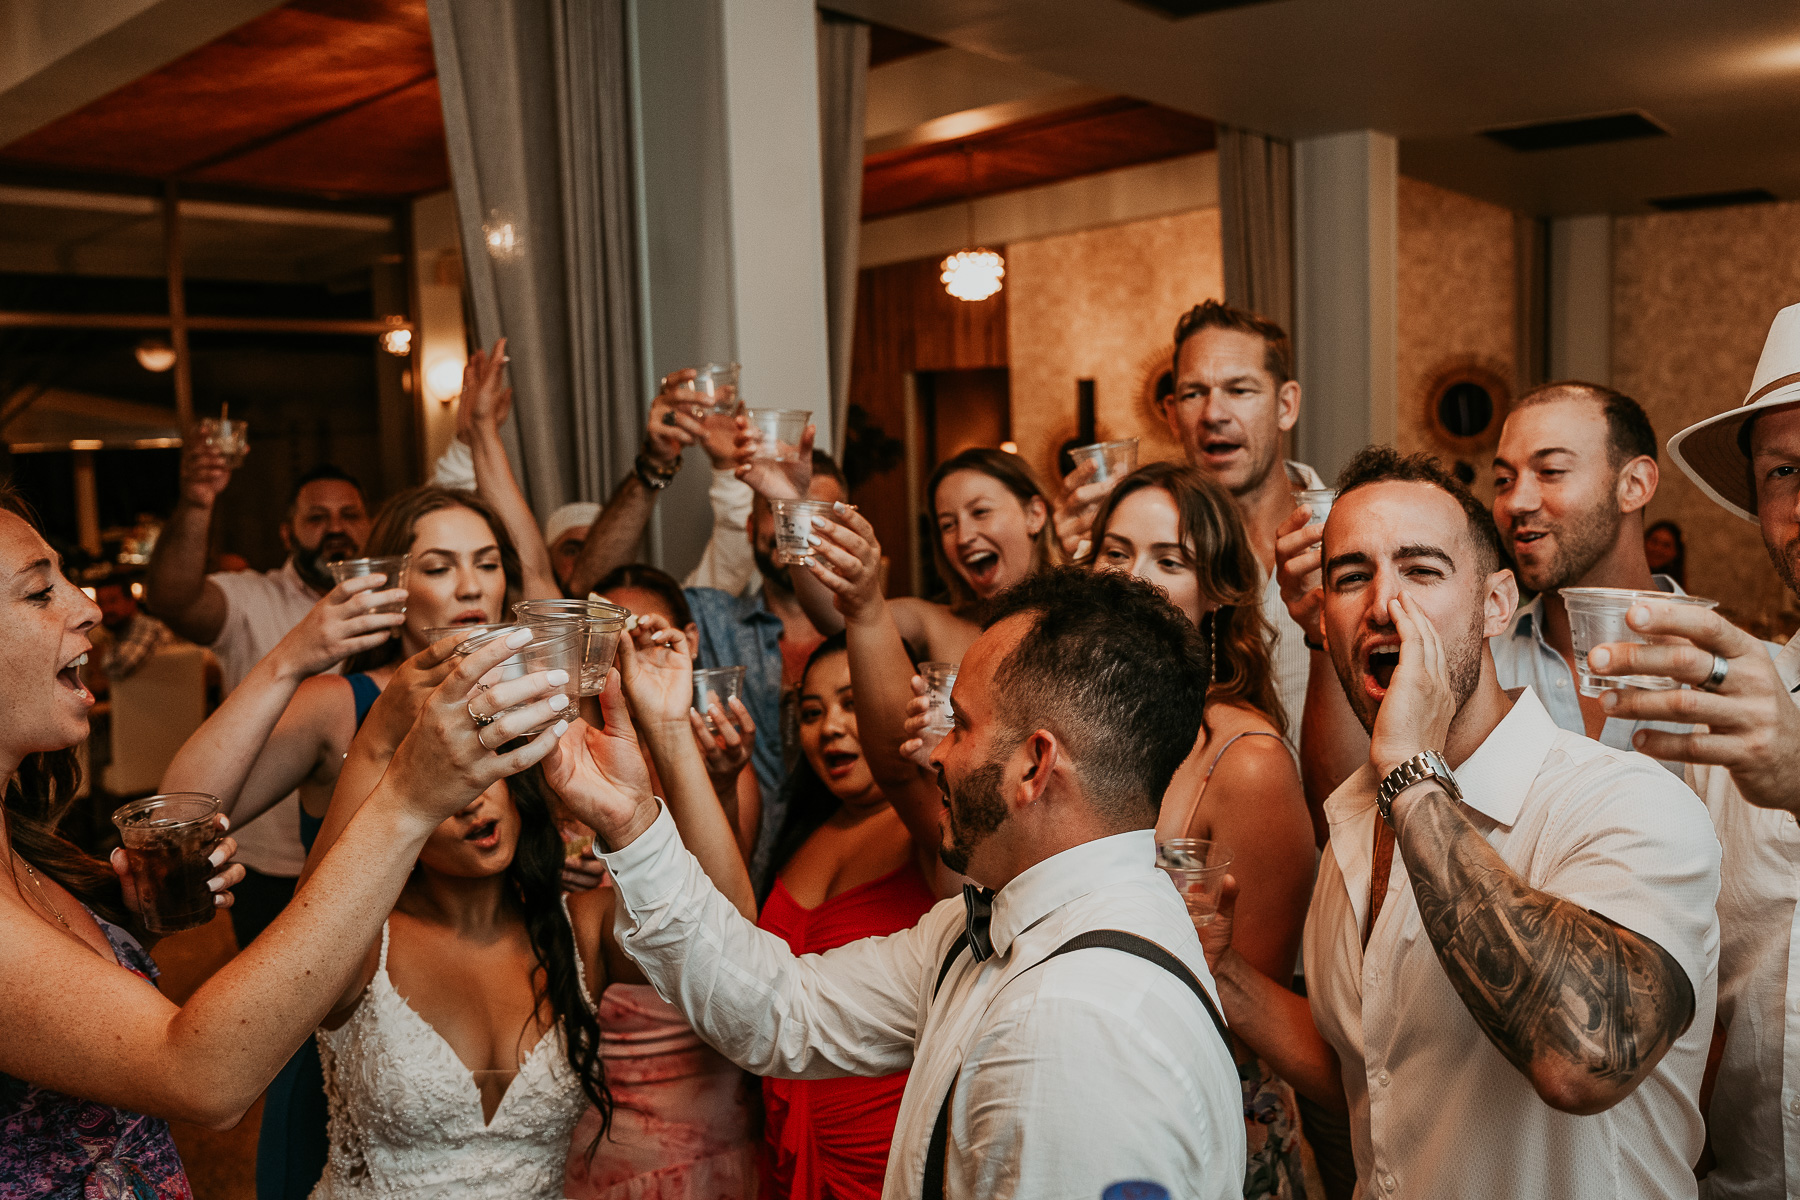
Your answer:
[1376,749,1460,825]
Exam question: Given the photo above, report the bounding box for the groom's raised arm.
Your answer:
[601,802,949,1080]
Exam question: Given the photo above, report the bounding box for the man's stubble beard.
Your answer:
[1765,530,1800,601]
[1329,602,1488,736]
[937,758,1009,875]
[292,533,359,593]
[1512,490,1622,594]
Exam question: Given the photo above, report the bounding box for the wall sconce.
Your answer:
[380,327,413,357]
[425,357,466,404]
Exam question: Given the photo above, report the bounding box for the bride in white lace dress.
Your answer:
[304,620,757,1198]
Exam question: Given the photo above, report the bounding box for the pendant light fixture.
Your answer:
[941,146,1004,302]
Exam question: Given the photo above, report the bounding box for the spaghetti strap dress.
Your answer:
[755,861,937,1200]
[0,907,193,1197]
[256,671,382,1199]
[1170,728,1304,1200]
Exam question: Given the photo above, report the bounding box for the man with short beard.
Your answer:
[1208,446,1719,1199]
[570,566,1245,1198]
[1284,383,1699,803]
[1590,302,1800,1199]
[146,452,370,944]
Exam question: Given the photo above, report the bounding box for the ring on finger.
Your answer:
[468,699,496,729]
[475,724,499,752]
[1702,653,1729,692]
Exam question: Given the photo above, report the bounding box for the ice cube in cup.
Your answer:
[112,793,222,934]
[693,666,746,734]
[1562,587,1720,697]
[328,555,410,615]
[1155,837,1233,928]
[747,409,811,463]
[198,417,249,468]
[1068,438,1139,484]
[771,498,838,567]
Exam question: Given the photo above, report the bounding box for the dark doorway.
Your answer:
[914,367,1011,601]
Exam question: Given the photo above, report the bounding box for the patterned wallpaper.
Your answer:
[1004,208,1224,492]
[1613,202,1800,635]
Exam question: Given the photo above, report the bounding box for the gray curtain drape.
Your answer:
[1218,125,1294,334]
[815,11,869,459]
[429,0,642,514]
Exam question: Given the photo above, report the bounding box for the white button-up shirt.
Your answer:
[600,807,1245,1200]
[1696,634,1800,1200]
[1307,688,1721,1199]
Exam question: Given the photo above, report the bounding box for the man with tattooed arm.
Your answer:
[1203,445,1720,1199]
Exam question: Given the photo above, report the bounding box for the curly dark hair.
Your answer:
[979,565,1210,827]
[489,766,614,1152]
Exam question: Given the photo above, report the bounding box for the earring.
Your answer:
[1201,610,1218,685]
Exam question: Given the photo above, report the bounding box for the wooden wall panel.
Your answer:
[848,255,1008,597]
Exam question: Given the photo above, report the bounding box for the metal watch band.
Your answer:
[1375,749,1459,824]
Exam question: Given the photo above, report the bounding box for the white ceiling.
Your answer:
[838,0,1800,215]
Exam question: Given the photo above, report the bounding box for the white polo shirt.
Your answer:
[207,559,328,877]
[1307,687,1721,1200]
[1696,634,1800,1200]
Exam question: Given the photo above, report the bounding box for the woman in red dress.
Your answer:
[754,632,955,1200]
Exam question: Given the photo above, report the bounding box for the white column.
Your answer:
[1291,130,1399,484]
[1547,214,1612,385]
[630,0,834,576]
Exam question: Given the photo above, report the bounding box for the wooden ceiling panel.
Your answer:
[0,0,435,198]
[188,76,448,198]
[862,98,1215,219]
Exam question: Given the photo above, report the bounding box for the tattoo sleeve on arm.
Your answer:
[1392,786,1695,1112]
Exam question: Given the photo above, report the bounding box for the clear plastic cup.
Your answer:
[1156,838,1233,928]
[1562,587,1720,697]
[1296,488,1337,526]
[423,621,512,647]
[112,793,222,934]
[919,662,957,736]
[747,409,811,463]
[450,625,584,734]
[772,498,838,566]
[692,665,746,734]
[198,417,249,468]
[1068,438,1139,484]
[512,598,630,698]
[328,555,409,614]
[684,362,742,416]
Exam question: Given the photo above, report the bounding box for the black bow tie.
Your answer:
[962,883,996,962]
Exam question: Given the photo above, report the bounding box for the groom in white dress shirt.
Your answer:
[559,566,1245,1200]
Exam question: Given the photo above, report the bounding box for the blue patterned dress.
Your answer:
[0,911,191,1198]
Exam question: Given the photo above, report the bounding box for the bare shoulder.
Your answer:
[1202,707,1302,797]
[890,598,979,661]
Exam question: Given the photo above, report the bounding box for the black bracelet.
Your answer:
[634,452,678,491]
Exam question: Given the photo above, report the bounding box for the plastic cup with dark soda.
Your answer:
[112,793,221,935]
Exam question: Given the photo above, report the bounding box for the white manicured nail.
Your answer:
[553,719,569,736]
[549,693,569,710]
[548,669,570,685]
[506,628,533,648]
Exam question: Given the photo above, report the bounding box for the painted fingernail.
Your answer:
[1629,605,1650,625]
[1588,646,1610,670]
[834,501,849,514]
[1600,690,1618,710]
[506,628,533,648]
[218,815,230,832]
[548,669,570,685]
[806,534,820,545]
[553,719,570,736]
[549,693,569,710]
[1634,730,1647,748]
[209,875,226,892]
[208,848,227,868]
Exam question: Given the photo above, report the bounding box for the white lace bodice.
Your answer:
[309,915,591,1199]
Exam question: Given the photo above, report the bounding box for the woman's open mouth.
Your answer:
[464,819,501,849]
[822,749,860,781]
[451,610,490,625]
[58,651,93,705]
[960,549,1001,591]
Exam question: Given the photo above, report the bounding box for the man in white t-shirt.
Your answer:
[145,441,371,945]
[1210,445,1719,1199]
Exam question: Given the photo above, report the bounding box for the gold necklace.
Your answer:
[14,852,78,936]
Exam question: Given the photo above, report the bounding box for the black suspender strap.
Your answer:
[920,928,1230,1200]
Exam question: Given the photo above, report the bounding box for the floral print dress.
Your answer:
[0,910,191,1199]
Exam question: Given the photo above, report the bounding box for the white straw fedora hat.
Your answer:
[1668,301,1800,522]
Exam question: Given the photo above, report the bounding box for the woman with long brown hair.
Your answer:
[1082,461,1314,1200]
[0,482,569,1194]
[789,447,1062,665]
